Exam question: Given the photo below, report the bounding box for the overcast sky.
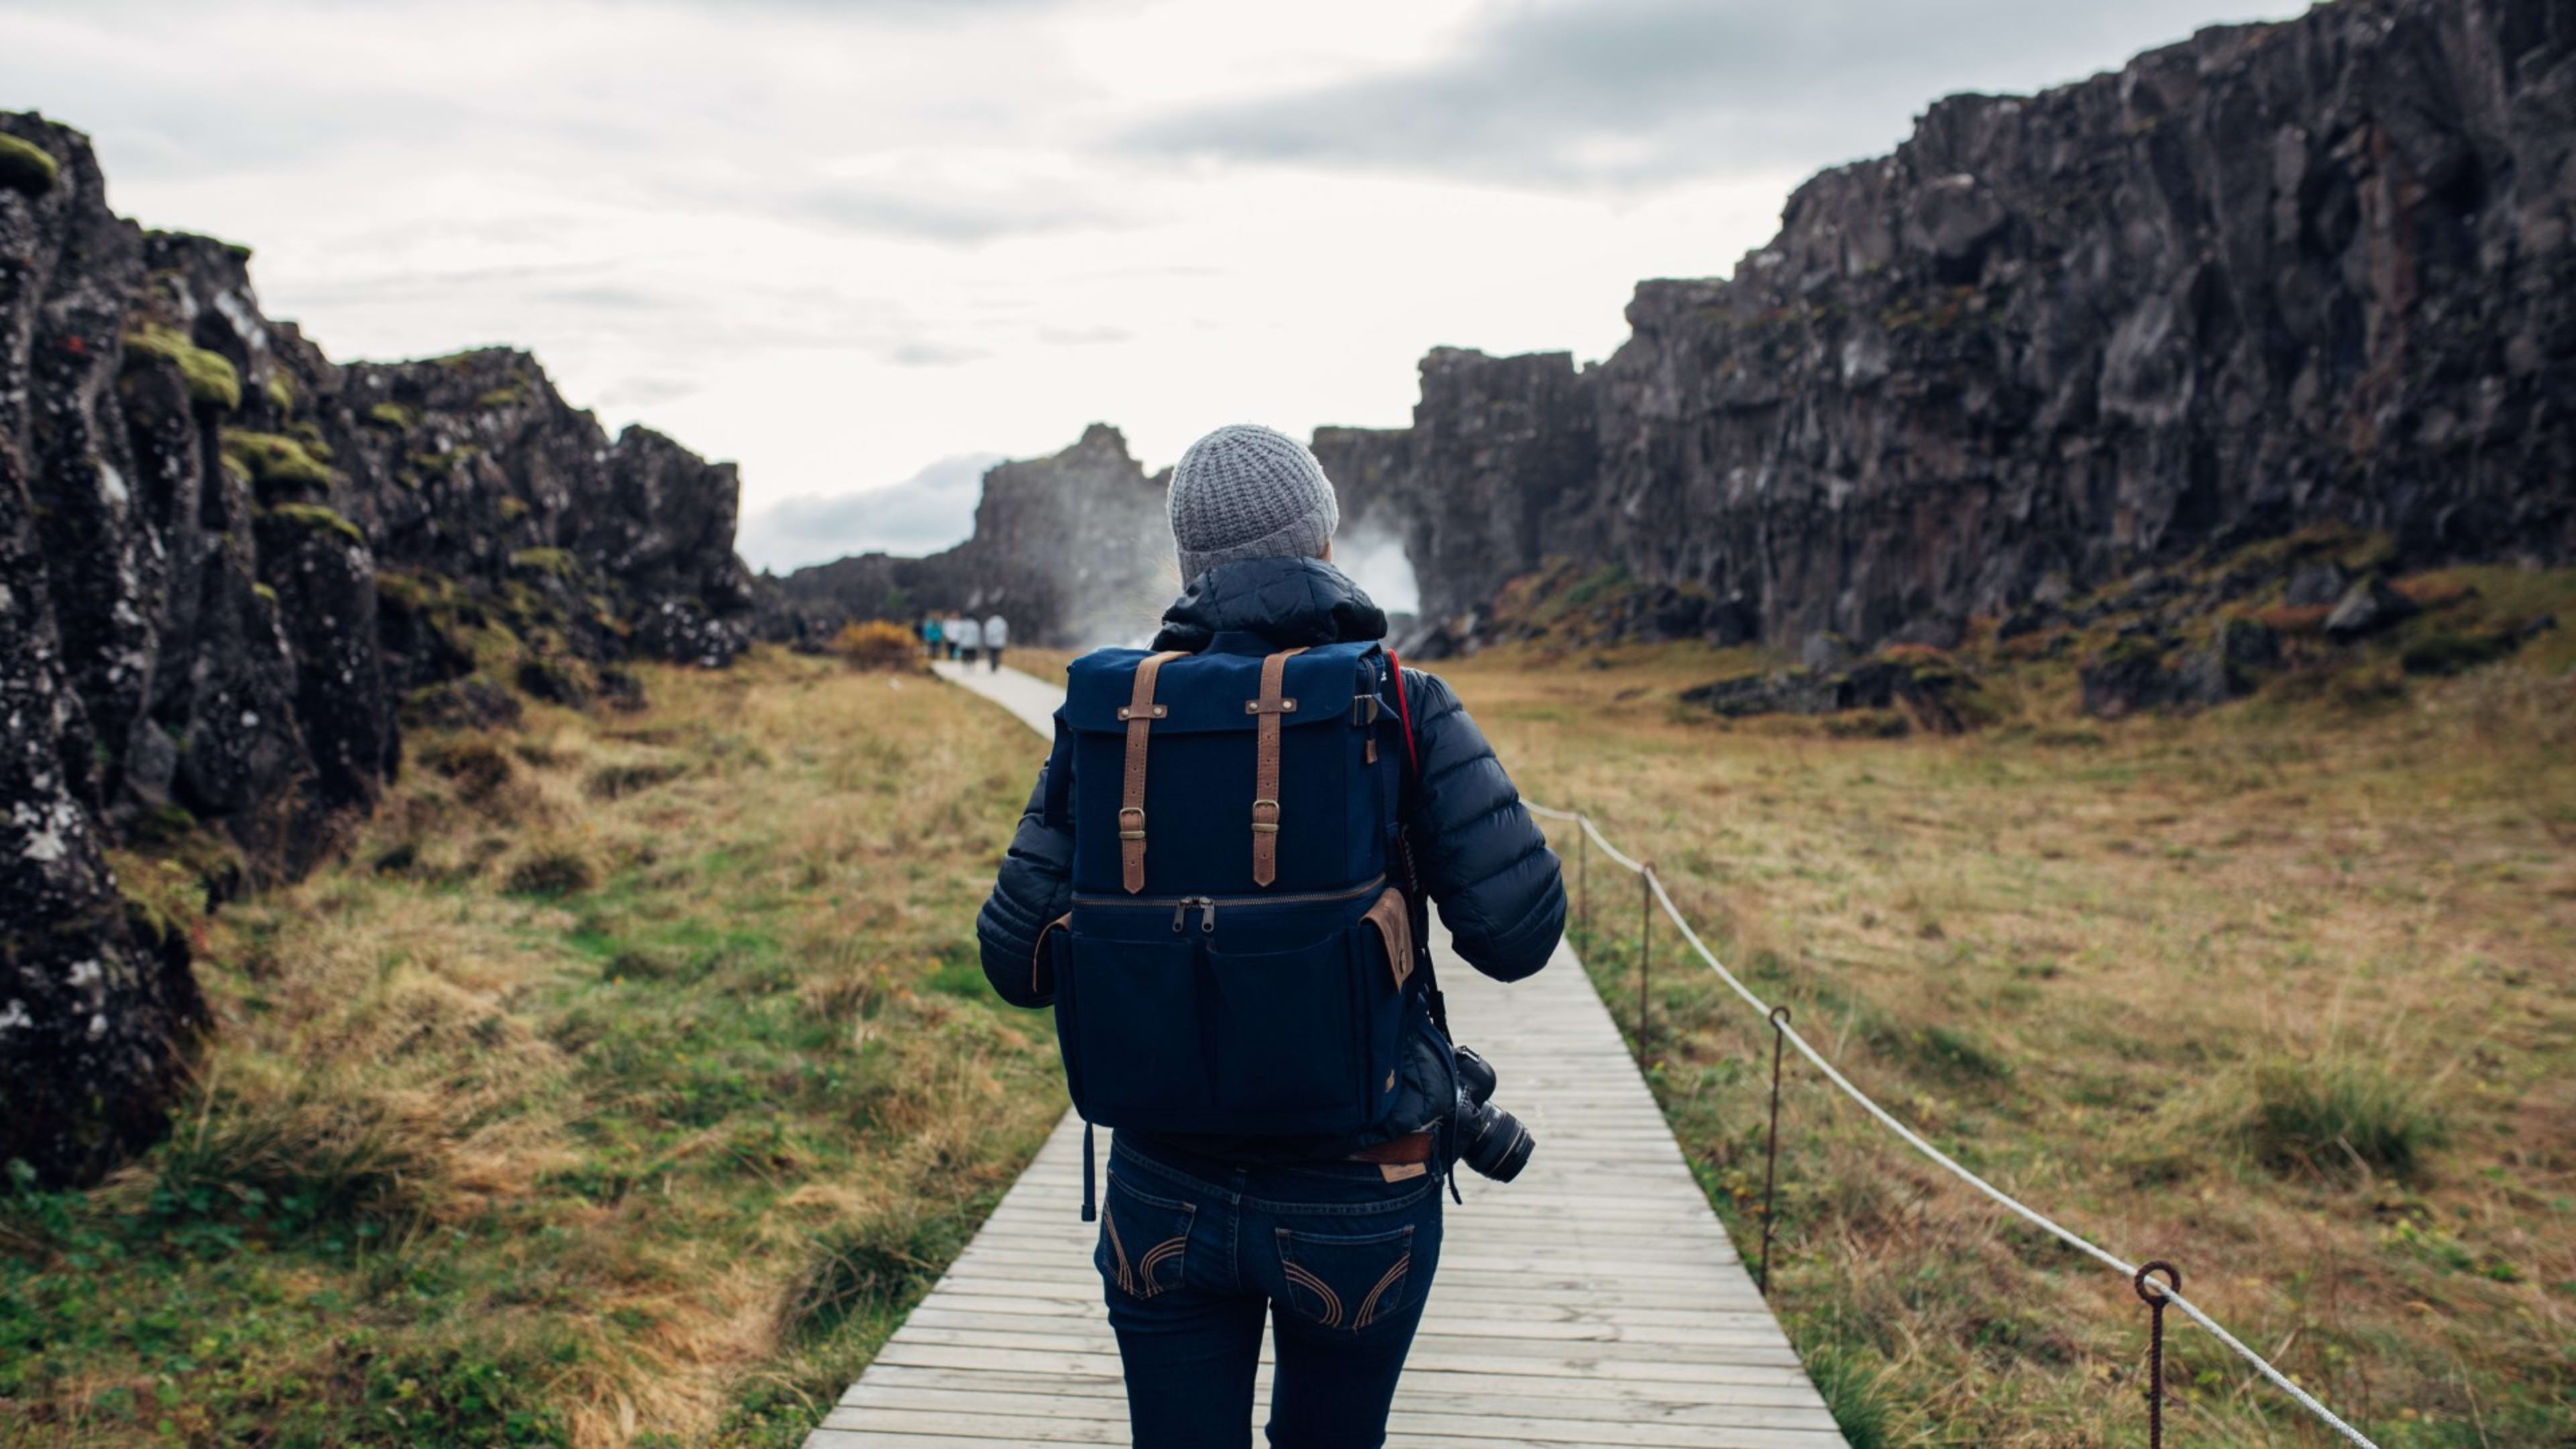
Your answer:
[3,0,2297,570]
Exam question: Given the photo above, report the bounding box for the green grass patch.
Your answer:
[2246,1059,2444,1183]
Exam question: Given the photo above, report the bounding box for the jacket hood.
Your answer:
[1150,555,1388,653]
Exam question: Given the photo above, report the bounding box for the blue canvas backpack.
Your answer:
[1039,640,1421,1145]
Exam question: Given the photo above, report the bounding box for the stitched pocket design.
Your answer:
[1275,1224,1415,1331]
[1097,1174,1196,1299]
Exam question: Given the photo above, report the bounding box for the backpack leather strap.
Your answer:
[1118,650,1185,894]
[1246,647,1307,886]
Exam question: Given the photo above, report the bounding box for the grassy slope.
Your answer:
[1434,597,2575,1446]
[2,653,1065,1448]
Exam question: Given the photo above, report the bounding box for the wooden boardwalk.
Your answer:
[807,662,1845,1447]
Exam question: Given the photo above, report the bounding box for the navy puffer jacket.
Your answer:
[976,557,1565,1006]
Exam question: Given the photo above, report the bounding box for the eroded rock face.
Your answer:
[770,424,1171,647]
[1329,0,2576,651]
[0,112,755,1183]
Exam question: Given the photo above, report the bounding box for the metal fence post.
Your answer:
[1638,865,1653,1057]
[1758,1004,1792,1295]
[2135,1262,2180,1449]
[1576,818,1589,948]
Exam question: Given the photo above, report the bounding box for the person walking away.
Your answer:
[983,612,1008,672]
[921,614,943,660]
[977,423,1564,1449]
[951,614,983,667]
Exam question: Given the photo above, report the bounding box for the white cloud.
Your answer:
[737,452,1008,570]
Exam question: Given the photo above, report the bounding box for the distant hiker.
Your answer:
[982,612,1008,672]
[920,615,943,660]
[945,615,967,660]
[977,423,1564,1449]
[951,614,983,665]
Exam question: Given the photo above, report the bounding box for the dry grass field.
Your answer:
[2,651,1066,1448]
[7,564,2570,1449]
[1433,582,2576,1447]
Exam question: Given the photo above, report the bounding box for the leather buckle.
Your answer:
[1250,798,1280,835]
[1118,806,1146,841]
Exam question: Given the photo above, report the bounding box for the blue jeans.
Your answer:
[1097,1134,1444,1448]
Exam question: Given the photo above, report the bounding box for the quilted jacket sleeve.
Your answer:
[976,713,1075,1008]
[1401,669,1564,981]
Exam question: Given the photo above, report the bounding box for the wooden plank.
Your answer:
[808,666,1845,1447]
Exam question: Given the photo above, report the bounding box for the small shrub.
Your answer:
[584,759,686,800]
[1868,1020,2012,1085]
[777,1203,985,1341]
[1801,1344,1895,1449]
[2247,1059,2443,1183]
[0,131,60,195]
[504,847,597,897]
[2400,628,2517,676]
[148,1088,435,1241]
[421,740,515,804]
[831,620,920,671]
[1823,708,1910,739]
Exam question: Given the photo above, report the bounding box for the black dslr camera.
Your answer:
[1450,1045,1534,1182]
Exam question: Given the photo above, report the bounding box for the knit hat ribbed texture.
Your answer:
[1166,423,1340,584]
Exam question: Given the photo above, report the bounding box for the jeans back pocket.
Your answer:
[1098,1172,1198,1299]
[1273,1223,1415,1331]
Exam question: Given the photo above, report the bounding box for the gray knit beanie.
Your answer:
[1167,424,1340,584]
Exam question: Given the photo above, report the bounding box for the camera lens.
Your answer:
[1454,1097,1535,1183]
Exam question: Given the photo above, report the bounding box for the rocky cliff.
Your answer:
[1334,0,2575,654]
[767,423,1173,648]
[1,113,755,1184]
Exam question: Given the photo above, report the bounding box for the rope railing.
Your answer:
[1520,796,2382,1449]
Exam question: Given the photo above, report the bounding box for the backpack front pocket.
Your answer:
[1059,934,1208,1124]
[1204,929,1370,1130]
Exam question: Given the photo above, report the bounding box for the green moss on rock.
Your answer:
[476,384,529,409]
[262,502,366,547]
[368,402,421,430]
[508,547,578,578]
[221,429,335,490]
[123,324,242,410]
[0,132,60,196]
[498,496,531,523]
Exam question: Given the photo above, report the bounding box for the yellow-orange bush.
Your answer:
[830,620,920,671]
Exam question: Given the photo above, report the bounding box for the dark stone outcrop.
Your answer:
[0,112,756,1184]
[2323,575,2422,638]
[767,424,1171,647]
[1315,0,2576,653]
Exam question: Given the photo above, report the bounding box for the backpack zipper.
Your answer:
[1072,876,1388,934]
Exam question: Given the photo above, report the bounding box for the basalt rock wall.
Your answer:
[1340,0,2576,652]
[0,113,755,1184]
[768,424,1173,648]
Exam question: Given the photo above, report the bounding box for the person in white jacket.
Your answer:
[982,612,1008,672]
[950,614,983,665]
